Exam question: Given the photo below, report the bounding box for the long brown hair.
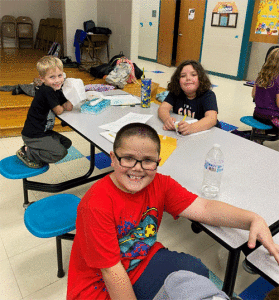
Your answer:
[256,48,279,88]
[167,60,212,96]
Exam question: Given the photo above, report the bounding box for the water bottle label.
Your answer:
[204,161,224,173]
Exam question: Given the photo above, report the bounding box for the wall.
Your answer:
[130,0,140,62]
[138,0,160,60]
[201,0,250,77]
[0,0,49,48]
[49,0,62,18]
[62,0,97,60]
[97,0,133,62]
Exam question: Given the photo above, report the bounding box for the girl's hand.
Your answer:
[178,121,193,135]
[248,217,279,265]
[163,117,176,131]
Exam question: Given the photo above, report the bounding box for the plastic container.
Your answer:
[201,144,224,198]
[141,78,152,108]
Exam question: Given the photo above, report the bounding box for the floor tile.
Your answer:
[0,259,22,300]
[0,237,8,262]
[0,218,52,258]
[1,136,24,156]
[0,191,36,227]
[9,240,63,298]
[22,277,67,300]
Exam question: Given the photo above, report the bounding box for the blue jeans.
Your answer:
[133,248,209,300]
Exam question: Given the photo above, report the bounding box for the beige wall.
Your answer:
[97,0,133,61]
[62,0,97,60]
[49,0,62,18]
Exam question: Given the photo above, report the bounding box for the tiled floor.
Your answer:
[1,59,278,299]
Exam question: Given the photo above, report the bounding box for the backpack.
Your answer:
[48,42,61,57]
[83,20,96,33]
[92,27,112,35]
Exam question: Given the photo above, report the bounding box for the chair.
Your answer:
[16,16,34,48]
[240,116,279,143]
[24,194,81,277]
[34,18,46,49]
[1,15,17,48]
[0,155,49,208]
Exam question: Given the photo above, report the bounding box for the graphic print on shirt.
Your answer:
[117,207,158,272]
[178,104,195,119]
[44,110,55,132]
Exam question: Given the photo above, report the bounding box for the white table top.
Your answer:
[60,102,279,249]
[247,234,279,284]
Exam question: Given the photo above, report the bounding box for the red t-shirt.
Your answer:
[67,173,197,300]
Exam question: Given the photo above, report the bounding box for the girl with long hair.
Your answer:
[158,60,220,135]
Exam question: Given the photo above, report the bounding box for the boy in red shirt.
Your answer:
[67,123,279,300]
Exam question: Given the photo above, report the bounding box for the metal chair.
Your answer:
[24,194,80,277]
[34,19,46,49]
[1,15,17,48]
[16,16,34,48]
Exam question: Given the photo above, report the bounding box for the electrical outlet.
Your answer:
[110,43,114,50]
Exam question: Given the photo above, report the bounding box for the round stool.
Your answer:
[24,193,81,277]
[0,155,49,207]
[240,116,278,143]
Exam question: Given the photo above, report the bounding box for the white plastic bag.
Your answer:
[62,78,86,106]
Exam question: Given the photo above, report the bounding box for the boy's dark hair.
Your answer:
[168,60,211,97]
[113,123,161,154]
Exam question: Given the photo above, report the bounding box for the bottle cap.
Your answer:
[213,144,220,148]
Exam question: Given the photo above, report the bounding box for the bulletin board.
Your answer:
[249,0,279,43]
[211,2,238,28]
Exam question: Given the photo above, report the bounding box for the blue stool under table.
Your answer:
[0,144,111,208]
[0,155,49,208]
[24,193,81,277]
[240,116,279,143]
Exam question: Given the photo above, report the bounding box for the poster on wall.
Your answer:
[255,0,279,35]
[188,9,195,20]
[211,2,238,28]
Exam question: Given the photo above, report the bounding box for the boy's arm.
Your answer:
[158,102,176,130]
[52,101,73,115]
[52,105,64,115]
[101,261,137,300]
[62,100,73,111]
[179,197,279,264]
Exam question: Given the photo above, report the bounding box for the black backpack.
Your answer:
[83,20,95,33]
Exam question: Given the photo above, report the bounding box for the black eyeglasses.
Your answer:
[114,152,159,171]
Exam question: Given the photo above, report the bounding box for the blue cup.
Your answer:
[141,78,152,108]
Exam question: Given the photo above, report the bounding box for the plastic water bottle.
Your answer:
[201,144,224,198]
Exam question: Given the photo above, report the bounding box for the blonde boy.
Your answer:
[16,56,73,168]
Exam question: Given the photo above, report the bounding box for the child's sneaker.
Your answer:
[16,146,45,169]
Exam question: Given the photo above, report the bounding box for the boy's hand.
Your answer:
[163,117,176,131]
[63,100,73,111]
[248,217,279,264]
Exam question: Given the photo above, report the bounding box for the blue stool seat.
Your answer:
[24,194,81,238]
[240,116,273,130]
[24,193,81,278]
[0,155,49,179]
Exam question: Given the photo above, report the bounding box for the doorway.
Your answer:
[157,0,206,67]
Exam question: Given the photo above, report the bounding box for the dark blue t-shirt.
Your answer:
[164,90,220,127]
